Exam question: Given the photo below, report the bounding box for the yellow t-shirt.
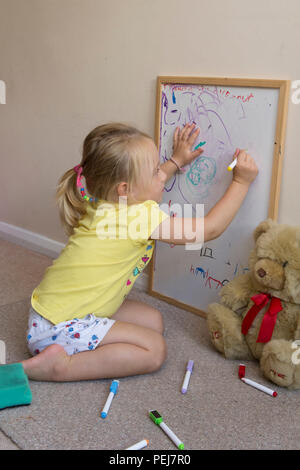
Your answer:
[31,199,169,324]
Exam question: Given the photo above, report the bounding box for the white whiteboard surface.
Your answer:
[150,78,289,316]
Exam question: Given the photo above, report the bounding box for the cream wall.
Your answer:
[1,0,300,246]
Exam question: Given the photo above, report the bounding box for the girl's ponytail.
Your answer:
[55,167,87,236]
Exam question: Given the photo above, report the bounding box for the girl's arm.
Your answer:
[150,151,258,245]
[159,157,183,182]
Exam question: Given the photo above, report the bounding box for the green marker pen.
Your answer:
[149,410,185,450]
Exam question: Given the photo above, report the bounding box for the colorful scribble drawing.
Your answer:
[187,157,216,186]
[160,84,248,208]
[190,264,227,289]
[160,83,257,294]
[190,260,248,290]
[195,267,206,278]
[205,276,223,289]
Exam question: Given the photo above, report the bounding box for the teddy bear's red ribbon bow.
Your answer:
[241,293,283,343]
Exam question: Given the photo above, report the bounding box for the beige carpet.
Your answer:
[0,288,299,450]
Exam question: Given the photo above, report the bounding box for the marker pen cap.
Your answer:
[110,380,119,394]
[187,360,194,372]
[238,364,246,379]
[101,411,107,419]
[149,410,163,425]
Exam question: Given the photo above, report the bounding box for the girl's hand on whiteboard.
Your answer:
[172,123,204,167]
[233,149,258,186]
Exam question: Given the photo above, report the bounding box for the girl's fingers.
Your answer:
[180,123,194,141]
[234,148,240,158]
[238,149,247,161]
[191,148,204,158]
[179,123,189,140]
[188,127,200,144]
[173,127,179,147]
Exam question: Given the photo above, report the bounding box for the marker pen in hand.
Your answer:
[227,148,240,171]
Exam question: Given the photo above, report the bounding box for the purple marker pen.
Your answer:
[181,360,194,394]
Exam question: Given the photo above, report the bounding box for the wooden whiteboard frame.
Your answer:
[148,76,290,318]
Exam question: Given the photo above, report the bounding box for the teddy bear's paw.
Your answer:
[207,304,226,355]
[207,303,252,360]
[260,339,300,389]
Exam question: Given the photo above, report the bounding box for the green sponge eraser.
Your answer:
[0,363,32,410]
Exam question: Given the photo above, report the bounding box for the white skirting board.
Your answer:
[0,221,148,291]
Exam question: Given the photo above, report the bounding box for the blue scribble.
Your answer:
[186,156,216,187]
[195,267,206,278]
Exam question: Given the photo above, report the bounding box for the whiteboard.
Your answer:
[149,77,289,317]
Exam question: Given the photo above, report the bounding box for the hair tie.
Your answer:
[73,164,98,203]
[73,165,83,187]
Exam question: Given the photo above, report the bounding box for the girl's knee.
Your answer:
[149,308,165,335]
[148,334,167,372]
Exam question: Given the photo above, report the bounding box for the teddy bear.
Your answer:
[206,219,300,389]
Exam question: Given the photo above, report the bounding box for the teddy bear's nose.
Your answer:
[257,268,266,278]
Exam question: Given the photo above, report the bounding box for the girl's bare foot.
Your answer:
[22,344,69,381]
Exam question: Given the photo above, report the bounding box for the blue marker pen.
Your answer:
[101,380,119,418]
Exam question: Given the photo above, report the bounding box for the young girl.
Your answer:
[22,122,258,382]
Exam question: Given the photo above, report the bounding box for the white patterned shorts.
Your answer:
[26,306,116,356]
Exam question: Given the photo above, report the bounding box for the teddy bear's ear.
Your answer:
[253,219,277,242]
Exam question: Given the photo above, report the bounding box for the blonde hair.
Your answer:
[56,122,155,236]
